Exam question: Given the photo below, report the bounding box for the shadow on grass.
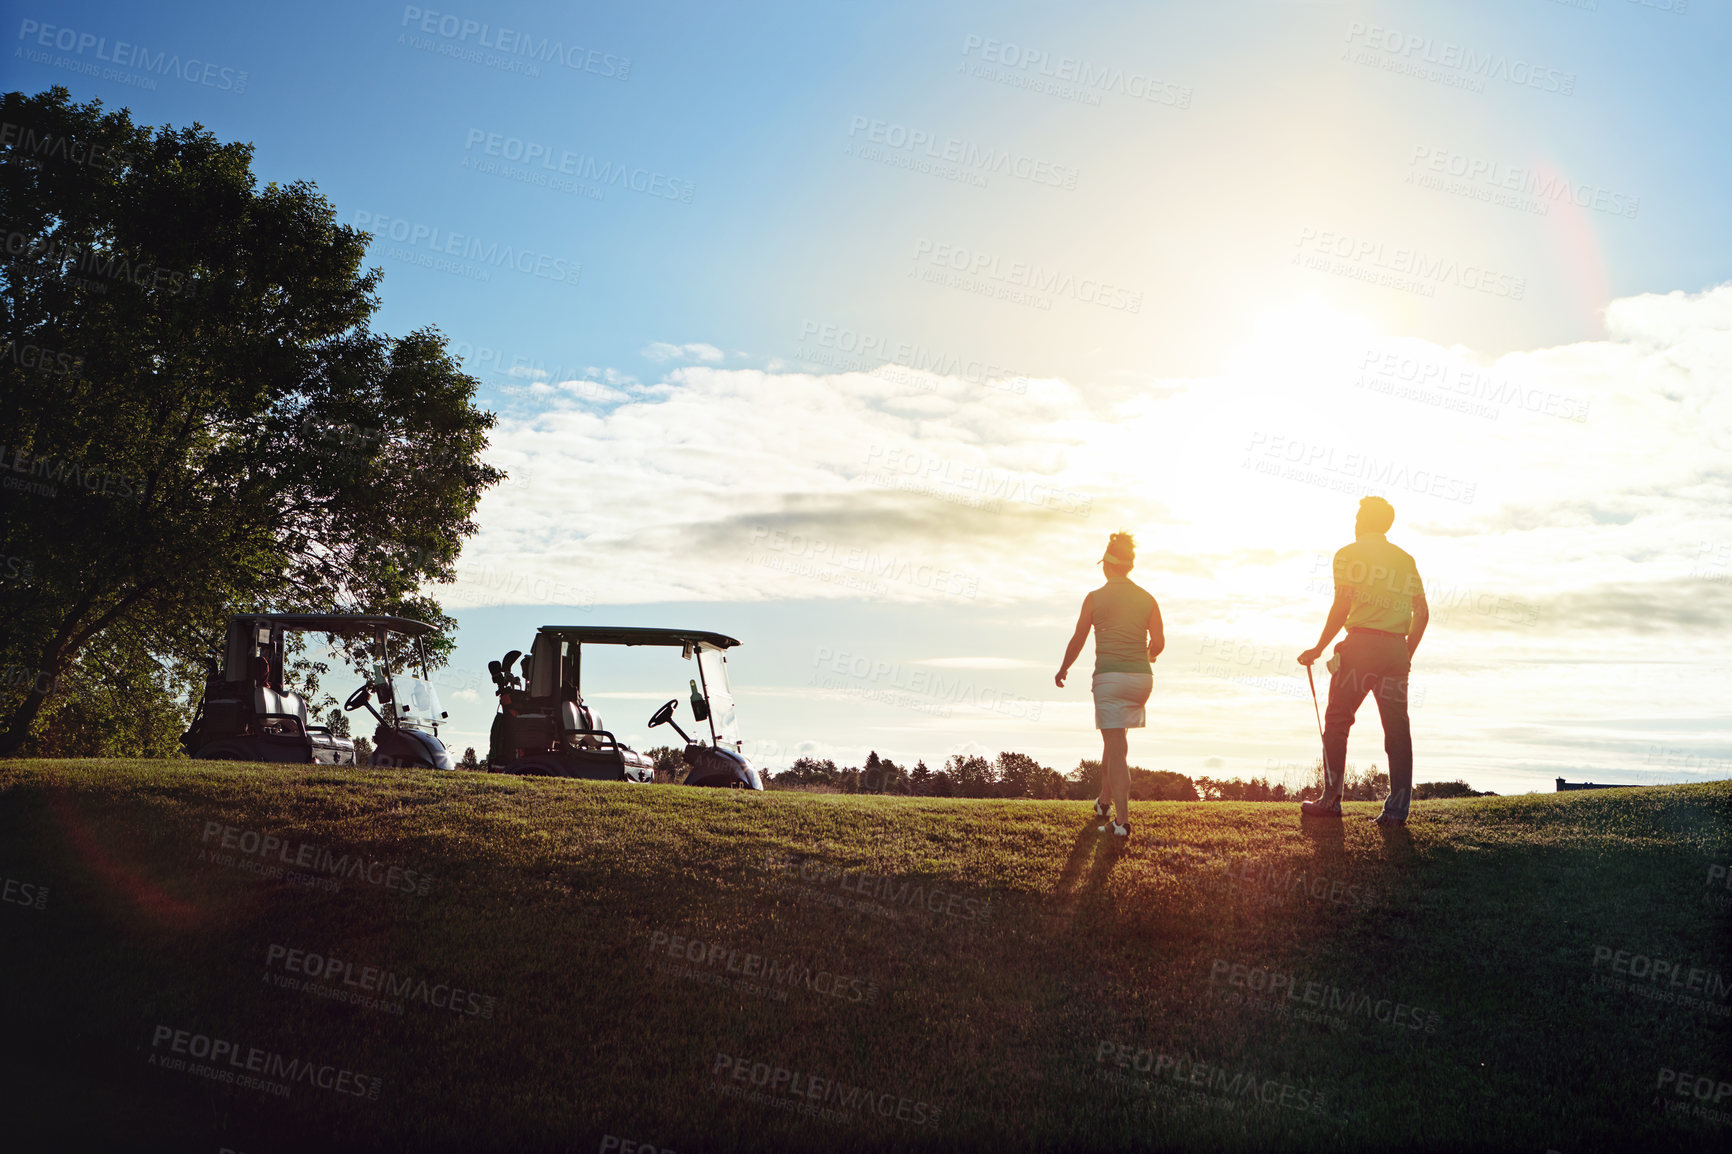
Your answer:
[1046,824,1128,933]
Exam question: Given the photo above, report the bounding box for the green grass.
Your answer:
[2,758,1727,1153]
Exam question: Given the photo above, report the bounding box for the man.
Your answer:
[1296,496,1428,826]
[1056,532,1165,840]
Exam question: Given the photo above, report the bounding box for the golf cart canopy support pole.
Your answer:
[694,655,719,746]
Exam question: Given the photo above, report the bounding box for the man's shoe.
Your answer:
[1098,819,1130,839]
[1371,813,1407,827]
[1300,800,1343,818]
[1092,797,1112,821]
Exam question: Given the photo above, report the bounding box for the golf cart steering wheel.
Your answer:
[344,684,372,712]
[648,699,678,728]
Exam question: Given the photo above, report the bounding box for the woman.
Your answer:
[1055,532,1164,840]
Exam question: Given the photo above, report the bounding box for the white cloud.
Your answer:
[444,284,1732,645]
[641,341,725,364]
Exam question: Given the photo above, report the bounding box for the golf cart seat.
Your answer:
[253,686,309,735]
[557,695,603,744]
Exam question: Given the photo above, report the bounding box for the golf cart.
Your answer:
[486,626,763,789]
[180,613,454,770]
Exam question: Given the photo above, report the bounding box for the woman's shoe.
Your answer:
[1098,819,1130,839]
[1092,797,1112,820]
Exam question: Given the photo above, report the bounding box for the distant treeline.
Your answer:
[454,743,1492,800]
[740,750,1493,802]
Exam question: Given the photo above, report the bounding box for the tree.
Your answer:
[1131,768,1198,801]
[773,756,839,789]
[645,745,687,783]
[1344,765,1389,801]
[909,759,931,795]
[1415,780,1490,799]
[457,746,481,772]
[995,751,1046,798]
[946,753,993,798]
[0,88,503,754]
[1068,759,1104,801]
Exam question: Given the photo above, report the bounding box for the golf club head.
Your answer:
[487,659,503,687]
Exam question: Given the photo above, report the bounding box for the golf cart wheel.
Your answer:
[508,754,570,778]
[192,741,254,761]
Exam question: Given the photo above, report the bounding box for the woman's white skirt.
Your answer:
[1091,672,1153,730]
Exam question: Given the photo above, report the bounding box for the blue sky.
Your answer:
[15,0,1732,793]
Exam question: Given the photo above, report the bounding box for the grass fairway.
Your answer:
[2,758,1727,1152]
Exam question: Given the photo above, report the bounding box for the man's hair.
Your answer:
[1357,496,1395,533]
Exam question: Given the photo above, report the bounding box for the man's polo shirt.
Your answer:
[1333,532,1425,634]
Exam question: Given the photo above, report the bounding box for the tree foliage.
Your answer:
[0,87,503,754]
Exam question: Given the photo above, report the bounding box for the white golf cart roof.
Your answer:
[535,626,740,650]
